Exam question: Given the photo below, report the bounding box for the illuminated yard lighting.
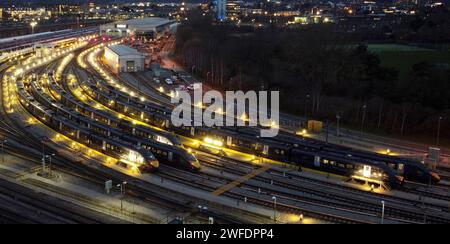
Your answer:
[271,121,278,128]
[362,165,371,178]
[204,137,223,147]
[241,113,248,121]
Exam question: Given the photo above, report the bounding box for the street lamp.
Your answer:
[45,153,55,176]
[30,21,38,35]
[198,205,208,212]
[272,196,277,223]
[1,139,7,163]
[117,181,127,211]
[436,116,442,147]
[381,200,385,224]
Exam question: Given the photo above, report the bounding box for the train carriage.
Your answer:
[122,134,200,171]
[70,56,440,185]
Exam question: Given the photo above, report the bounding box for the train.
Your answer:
[0,28,98,62]
[0,28,97,50]
[194,127,441,186]
[25,72,200,171]
[48,74,181,147]
[74,66,440,187]
[14,76,158,172]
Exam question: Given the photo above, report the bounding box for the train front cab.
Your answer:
[139,151,159,172]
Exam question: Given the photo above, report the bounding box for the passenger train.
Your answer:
[24,73,200,171]
[14,76,159,172]
[75,68,440,186]
[0,28,97,62]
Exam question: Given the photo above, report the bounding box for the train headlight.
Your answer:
[150,160,159,168]
[191,160,201,169]
[431,172,440,182]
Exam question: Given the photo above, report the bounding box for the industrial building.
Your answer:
[104,45,144,73]
[99,17,176,40]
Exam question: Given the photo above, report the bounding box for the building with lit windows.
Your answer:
[99,17,175,39]
[227,1,243,21]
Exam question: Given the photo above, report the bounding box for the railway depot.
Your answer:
[104,45,145,73]
[99,17,176,40]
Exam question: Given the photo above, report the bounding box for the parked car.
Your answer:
[165,78,173,85]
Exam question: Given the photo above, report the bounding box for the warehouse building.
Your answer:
[104,45,145,73]
[99,17,176,40]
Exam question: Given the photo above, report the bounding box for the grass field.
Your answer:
[367,44,450,81]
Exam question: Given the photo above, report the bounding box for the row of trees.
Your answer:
[174,10,450,142]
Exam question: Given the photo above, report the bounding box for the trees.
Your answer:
[174,11,449,139]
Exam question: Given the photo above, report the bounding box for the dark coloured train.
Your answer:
[74,67,440,187]
[15,78,159,172]
[27,73,200,171]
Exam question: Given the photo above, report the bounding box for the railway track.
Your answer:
[77,46,383,224]
[2,38,445,224]
[0,177,126,224]
[157,165,372,224]
[80,42,450,224]
[197,150,450,212]
[166,155,450,224]
[1,47,258,224]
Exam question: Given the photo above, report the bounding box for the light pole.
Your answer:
[436,116,442,147]
[117,181,127,211]
[198,205,208,212]
[360,104,367,137]
[1,139,7,163]
[381,200,385,224]
[304,94,310,127]
[30,21,38,35]
[336,114,341,137]
[272,196,277,223]
[45,153,55,176]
